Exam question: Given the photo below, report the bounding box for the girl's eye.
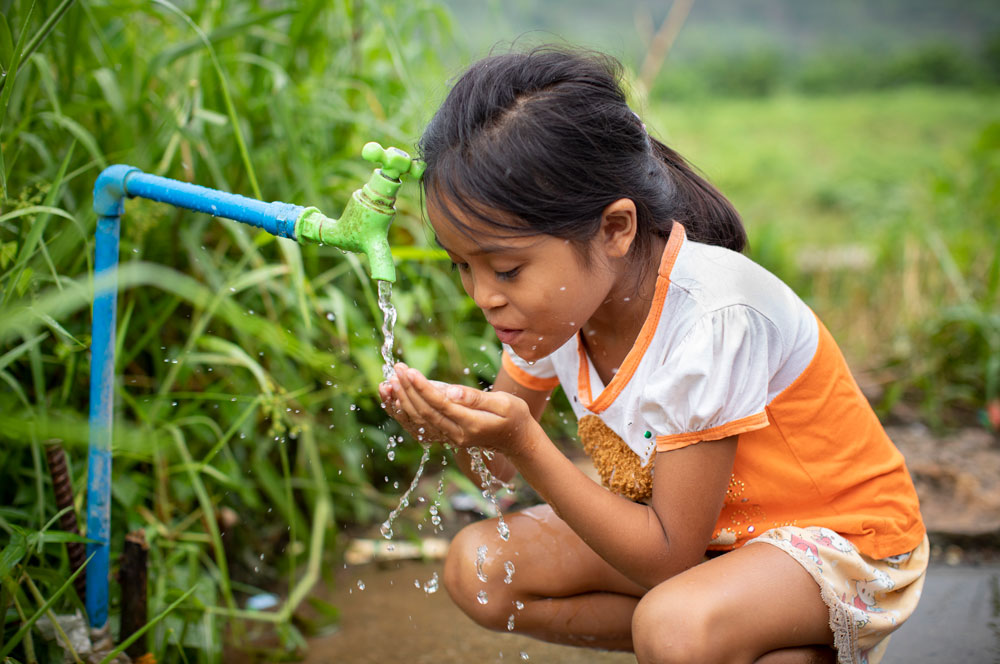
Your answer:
[495,267,521,281]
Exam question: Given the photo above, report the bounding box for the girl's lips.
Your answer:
[493,327,523,344]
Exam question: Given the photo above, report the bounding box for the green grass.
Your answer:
[0,1,468,661]
[0,1,997,661]
[649,88,1000,424]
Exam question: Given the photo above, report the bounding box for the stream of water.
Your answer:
[375,279,514,588]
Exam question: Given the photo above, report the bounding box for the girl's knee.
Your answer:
[443,521,517,631]
[632,586,717,664]
[443,522,480,600]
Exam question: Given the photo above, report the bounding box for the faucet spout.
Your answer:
[295,142,424,283]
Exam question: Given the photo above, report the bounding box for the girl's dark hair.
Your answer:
[418,46,746,258]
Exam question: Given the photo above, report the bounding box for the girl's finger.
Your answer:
[398,368,464,441]
[407,369,507,429]
[390,373,418,418]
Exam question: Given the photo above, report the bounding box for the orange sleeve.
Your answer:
[655,411,769,452]
[501,351,560,392]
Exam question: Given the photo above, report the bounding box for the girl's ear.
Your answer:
[598,198,638,259]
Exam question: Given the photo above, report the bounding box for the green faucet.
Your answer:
[295,142,425,283]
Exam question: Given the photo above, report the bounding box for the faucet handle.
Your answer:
[362,142,425,181]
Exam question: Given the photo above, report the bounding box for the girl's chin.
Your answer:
[508,334,568,363]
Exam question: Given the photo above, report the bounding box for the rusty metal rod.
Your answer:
[44,440,88,603]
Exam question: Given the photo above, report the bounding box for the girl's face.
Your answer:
[428,196,628,362]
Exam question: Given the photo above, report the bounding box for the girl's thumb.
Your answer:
[446,385,464,401]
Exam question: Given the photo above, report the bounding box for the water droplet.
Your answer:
[520,651,530,660]
[356,580,365,590]
[326,312,335,321]
[476,545,489,582]
[514,600,524,610]
[497,520,510,542]
[477,590,489,605]
[503,560,515,584]
[507,614,515,631]
[423,572,439,594]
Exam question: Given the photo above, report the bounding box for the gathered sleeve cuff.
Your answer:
[642,306,778,453]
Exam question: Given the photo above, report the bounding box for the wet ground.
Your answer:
[300,558,999,663]
[297,425,1000,663]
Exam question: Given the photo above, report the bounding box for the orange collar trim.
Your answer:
[577,222,686,413]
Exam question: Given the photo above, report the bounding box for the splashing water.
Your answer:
[377,280,397,380]
[475,545,489,582]
[376,280,437,542]
[503,560,515,585]
[380,444,431,539]
[507,614,516,631]
[468,447,511,541]
[423,572,439,594]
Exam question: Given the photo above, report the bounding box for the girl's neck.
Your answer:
[581,236,666,383]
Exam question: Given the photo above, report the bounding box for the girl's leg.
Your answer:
[631,542,835,664]
[444,504,645,650]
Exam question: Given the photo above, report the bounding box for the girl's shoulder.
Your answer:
[667,239,809,336]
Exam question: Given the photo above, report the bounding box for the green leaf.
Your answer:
[0,528,28,580]
[0,241,16,268]
[38,531,98,545]
[0,14,13,71]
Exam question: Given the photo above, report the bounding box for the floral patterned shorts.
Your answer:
[748,526,929,664]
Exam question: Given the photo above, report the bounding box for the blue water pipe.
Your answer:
[85,147,423,630]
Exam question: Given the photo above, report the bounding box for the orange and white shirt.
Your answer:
[502,222,925,559]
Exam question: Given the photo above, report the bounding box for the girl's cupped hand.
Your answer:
[379,362,538,457]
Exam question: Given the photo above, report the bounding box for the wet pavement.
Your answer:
[883,564,999,664]
[301,558,999,663]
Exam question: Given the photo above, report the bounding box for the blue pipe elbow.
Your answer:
[93,165,141,217]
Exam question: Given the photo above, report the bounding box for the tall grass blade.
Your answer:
[0,0,36,199]
[97,584,200,664]
[0,552,92,659]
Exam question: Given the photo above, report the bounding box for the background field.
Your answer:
[1,1,997,661]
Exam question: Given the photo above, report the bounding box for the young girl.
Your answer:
[379,47,926,664]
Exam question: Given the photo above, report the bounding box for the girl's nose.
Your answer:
[470,276,506,311]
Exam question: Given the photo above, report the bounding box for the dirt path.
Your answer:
[298,425,1000,662]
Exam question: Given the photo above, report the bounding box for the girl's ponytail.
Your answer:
[419,46,748,257]
[649,138,747,253]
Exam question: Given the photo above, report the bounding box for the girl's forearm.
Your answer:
[507,421,692,589]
